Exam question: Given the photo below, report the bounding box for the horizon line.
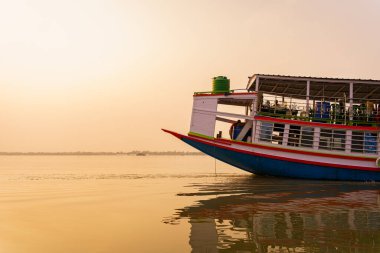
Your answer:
[0,151,204,156]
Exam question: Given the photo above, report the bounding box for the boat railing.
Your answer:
[252,120,379,154]
[193,88,255,95]
[258,91,380,127]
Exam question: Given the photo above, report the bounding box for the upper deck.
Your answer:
[247,74,380,128]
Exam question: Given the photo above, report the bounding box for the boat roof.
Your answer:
[247,74,380,100]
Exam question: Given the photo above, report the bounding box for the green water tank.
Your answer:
[212,76,230,94]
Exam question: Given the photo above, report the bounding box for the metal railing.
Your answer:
[257,92,380,127]
[254,121,379,154]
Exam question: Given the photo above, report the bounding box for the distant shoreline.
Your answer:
[0,151,204,156]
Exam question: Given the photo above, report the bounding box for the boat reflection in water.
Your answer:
[164,176,380,253]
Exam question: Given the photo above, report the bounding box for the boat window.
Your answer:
[300,127,314,148]
[351,131,364,153]
[364,132,377,154]
[332,130,346,151]
[272,123,285,145]
[319,129,346,151]
[259,122,273,142]
[351,131,377,154]
[319,129,332,150]
[288,125,301,147]
[350,131,377,153]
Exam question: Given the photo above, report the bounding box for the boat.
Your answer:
[163,74,380,181]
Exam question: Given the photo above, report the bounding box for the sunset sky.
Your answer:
[1,0,380,152]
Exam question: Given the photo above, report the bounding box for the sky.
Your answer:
[0,0,380,152]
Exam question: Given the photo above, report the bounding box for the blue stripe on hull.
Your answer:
[182,138,380,181]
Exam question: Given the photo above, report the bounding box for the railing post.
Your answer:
[251,120,257,143]
[255,121,262,142]
[282,124,290,146]
[345,130,352,153]
[313,127,320,150]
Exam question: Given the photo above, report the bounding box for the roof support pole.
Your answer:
[253,77,260,116]
[306,80,310,117]
[349,82,354,122]
[250,77,259,143]
[255,77,260,92]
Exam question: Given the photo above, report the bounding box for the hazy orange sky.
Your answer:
[1,0,380,152]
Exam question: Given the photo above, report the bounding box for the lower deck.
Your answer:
[251,116,379,156]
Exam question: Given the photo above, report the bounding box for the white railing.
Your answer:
[253,121,379,154]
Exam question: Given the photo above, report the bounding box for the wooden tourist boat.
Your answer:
[163,74,380,181]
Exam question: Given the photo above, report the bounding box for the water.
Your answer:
[0,156,379,253]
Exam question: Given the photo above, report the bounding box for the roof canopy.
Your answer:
[218,97,253,106]
[247,74,380,101]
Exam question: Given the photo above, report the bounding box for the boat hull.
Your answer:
[163,130,380,181]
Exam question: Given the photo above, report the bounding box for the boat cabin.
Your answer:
[189,74,380,157]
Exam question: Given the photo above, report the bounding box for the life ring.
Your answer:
[376,157,380,168]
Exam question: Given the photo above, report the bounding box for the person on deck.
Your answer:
[229,120,243,139]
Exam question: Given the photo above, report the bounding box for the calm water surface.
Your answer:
[0,156,379,253]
